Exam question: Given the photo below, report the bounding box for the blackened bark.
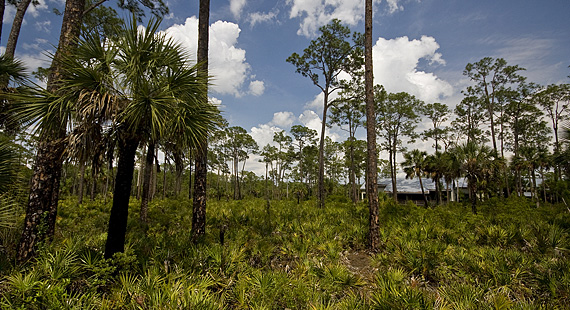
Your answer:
[365,0,380,251]
[192,143,207,242]
[174,150,183,195]
[140,142,154,222]
[191,0,209,243]
[104,136,139,259]
[16,0,85,263]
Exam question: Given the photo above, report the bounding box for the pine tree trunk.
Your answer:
[4,0,32,59]
[191,0,209,243]
[317,91,329,208]
[78,160,86,204]
[136,144,145,199]
[16,0,85,263]
[140,142,154,223]
[192,143,207,242]
[17,138,65,262]
[365,0,380,252]
[0,0,5,43]
[104,135,139,259]
[174,150,183,195]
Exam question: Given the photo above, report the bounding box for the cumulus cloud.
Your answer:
[165,17,262,97]
[287,0,403,37]
[299,110,323,134]
[248,80,265,96]
[230,0,247,19]
[249,124,283,148]
[28,0,49,18]
[287,0,364,37]
[269,111,295,127]
[373,35,453,103]
[249,10,279,27]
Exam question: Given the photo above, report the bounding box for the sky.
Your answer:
[2,0,570,175]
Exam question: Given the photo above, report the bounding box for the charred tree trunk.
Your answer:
[191,0,210,243]
[192,143,207,242]
[104,135,139,259]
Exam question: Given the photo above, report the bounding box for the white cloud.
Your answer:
[269,111,295,127]
[373,35,453,103]
[288,0,364,37]
[209,96,225,109]
[28,0,49,18]
[249,10,278,27]
[287,0,403,37]
[248,80,265,96]
[165,17,262,97]
[299,110,322,135]
[249,124,283,148]
[35,20,51,33]
[385,0,403,13]
[230,0,247,19]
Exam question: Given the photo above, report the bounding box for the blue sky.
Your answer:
[2,0,570,174]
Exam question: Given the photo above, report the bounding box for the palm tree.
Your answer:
[19,18,216,259]
[0,54,27,132]
[456,142,498,214]
[402,149,429,207]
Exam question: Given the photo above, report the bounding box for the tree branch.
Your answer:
[84,0,109,16]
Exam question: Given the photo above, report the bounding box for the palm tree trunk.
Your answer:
[419,175,428,207]
[104,135,139,259]
[16,0,86,263]
[140,142,154,223]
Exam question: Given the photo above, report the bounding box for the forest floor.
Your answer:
[1,195,569,309]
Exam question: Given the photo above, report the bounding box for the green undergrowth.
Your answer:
[1,196,569,309]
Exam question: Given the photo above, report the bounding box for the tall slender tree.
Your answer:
[287,19,363,208]
[463,57,525,154]
[377,90,422,201]
[16,0,86,263]
[330,80,365,203]
[191,0,210,243]
[364,0,380,251]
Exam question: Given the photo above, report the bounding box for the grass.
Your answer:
[0,196,569,309]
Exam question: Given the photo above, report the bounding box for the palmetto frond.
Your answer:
[0,54,27,85]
